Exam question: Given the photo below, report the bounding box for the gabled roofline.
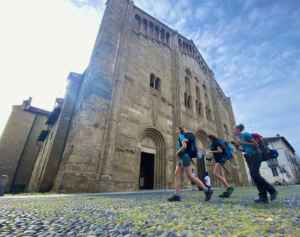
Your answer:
[265,136,296,154]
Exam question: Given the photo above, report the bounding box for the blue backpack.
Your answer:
[218,139,234,160]
[178,132,198,158]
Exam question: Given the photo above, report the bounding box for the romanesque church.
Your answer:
[0,0,249,193]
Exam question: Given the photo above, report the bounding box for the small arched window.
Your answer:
[185,68,192,76]
[195,100,202,116]
[155,26,160,40]
[195,86,200,99]
[198,102,203,116]
[206,106,212,121]
[149,22,154,36]
[160,28,165,42]
[184,92,188,107]
[143,19,148,33]
[166,32,170,44]
[150,74,155,88]
[188,95,192,109]
[135,15,141,31]
[178,38,182,47]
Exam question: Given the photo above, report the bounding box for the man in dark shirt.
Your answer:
[234,124,277,203]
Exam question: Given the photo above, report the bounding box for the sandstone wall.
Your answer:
[0,106,47,192]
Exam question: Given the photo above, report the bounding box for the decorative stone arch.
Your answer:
[138,127,167,189]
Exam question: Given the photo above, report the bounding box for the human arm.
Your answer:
[207,146,223,154]
[176,140,187,156]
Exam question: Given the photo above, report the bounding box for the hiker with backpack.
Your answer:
[168,127,213,202]
[207,134,234,198]
[234,124,277,203]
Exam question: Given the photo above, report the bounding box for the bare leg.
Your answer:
[175,165,183,193]
[184,166,207,190]
[213,163,230,188]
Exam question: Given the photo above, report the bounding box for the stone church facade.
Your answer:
[0,0,249,193]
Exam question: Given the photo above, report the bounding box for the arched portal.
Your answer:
[139,128,166,189]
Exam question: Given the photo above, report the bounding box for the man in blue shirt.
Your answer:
[168,127,213,202]
[234,124,277,203]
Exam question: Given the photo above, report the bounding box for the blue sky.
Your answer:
[0,0,299,153]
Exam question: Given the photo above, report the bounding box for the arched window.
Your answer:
[178,38,182,47]
[155,78,161,91]
[195,86,200,98]
[150,74,155,88]
[195,100,202,116]
[188,95,192,108]
[155,26,160,40]
[160,28,165,42]
[150,74,161,91]
[184,92,188,107]
[198,102,203,116]
[185,77,191,92]
[149,22,154,37]
[166,32,170,44]
[135,15,141,31]
[206,106,212,121]
[184,69,192,109]
[185,68,192,76]
[143,19,148,33]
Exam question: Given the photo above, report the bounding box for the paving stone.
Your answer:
[0,187,299,236]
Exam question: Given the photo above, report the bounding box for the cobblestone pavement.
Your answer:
[0,186,300,237]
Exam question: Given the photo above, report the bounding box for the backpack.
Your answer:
[252,133,279,161]
[179,132,198,158]
[218,139,234,160]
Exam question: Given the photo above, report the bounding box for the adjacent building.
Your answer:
[0,98,49,192]
[260,135,300,185]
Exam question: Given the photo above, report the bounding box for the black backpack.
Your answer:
[178,132,198,158]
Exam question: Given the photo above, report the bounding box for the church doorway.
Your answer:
[139,128,167,189]
[139,152,155,190]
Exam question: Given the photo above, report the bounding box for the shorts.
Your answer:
[214,156,226,166]
[178,153,192,167]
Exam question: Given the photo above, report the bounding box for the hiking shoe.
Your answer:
[254,197,269,204]
[227,187,234,196]
[204,189,213,201]
[219,191,230,198]
[167,194,181,202]
[270,191,278,202]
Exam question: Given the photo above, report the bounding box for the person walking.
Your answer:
[234,124,277,203]
[203,171,212,191]
[191,169,198,191]
[207,134,234,198]
[168,127,213,202]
